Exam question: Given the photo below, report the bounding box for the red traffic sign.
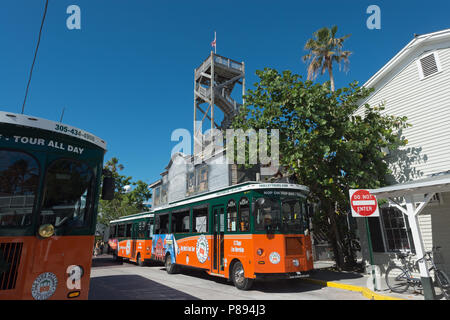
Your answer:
[349,189,379,217]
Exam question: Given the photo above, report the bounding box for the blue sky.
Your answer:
[1,0,449,186]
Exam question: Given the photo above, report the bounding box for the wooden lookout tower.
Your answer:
[193,52,245,137]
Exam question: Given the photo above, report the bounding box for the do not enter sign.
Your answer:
[349,189,379,217]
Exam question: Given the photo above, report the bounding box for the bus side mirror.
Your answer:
[102,176,115,200]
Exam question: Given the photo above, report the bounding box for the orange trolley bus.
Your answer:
[0,111,113,300]
[108,212,154,266]
[109,182,314,290]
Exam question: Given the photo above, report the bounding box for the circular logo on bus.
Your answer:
[196,235,209,264]
[31,272,58,300]
[269,252,281,265]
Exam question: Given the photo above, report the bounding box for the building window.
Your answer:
[154,186,161,207]
[160,184,168,205]
[197,165,208,193]
[187,172,195,195]
[380,207,415,252]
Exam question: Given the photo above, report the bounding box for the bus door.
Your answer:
[212,205,225,275]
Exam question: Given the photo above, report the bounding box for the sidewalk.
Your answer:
[303,260,425,300]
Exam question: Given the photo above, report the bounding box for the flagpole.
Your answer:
[214,31,217,54]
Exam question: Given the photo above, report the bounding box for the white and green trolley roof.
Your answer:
[110,182,309,224]
[0,111,107,150]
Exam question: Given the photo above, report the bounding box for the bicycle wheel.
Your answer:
[435,270,450,300]
[385,266,410,293]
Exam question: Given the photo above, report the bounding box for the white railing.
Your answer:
[213,55,243,71]
[0,195,34,208]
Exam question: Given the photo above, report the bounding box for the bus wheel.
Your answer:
[136,254,144,267]
[231,261,253,290]
[165,254,177,274]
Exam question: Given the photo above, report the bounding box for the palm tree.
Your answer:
[302,26,352,92]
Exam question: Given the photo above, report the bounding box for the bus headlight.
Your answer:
[38,224,55,238]
[256,248,264,256]
[293,259,299,267]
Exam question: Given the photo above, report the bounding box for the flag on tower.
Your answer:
[211,31,216,53]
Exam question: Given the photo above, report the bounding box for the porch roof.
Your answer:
[369,172,450,198]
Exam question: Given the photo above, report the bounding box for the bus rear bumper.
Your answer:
[254,271,311,280]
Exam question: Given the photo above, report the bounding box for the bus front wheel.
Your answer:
[136,253,145,267]
[165,254,178,274]
[231,261,253,290]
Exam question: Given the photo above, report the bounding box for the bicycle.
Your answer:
[385,247,450,300]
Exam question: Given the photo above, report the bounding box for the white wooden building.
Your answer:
[355,29,450,281]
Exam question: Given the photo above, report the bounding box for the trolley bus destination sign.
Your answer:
[0,134,85,154]
[349,189,379,217]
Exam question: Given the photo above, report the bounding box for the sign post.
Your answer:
[349,189,380,291]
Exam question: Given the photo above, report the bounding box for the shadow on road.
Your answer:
[156,266,326,295]
[89,274,200,300]
[90,255,355,297]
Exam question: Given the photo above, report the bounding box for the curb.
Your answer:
[301,278,405,300]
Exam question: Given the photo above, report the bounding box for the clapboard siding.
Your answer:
[355,34,450,278]
[417,213,433,252]
[359,46,450,181]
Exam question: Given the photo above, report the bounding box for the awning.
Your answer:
[363,171,450,300]
[368,172,450,199]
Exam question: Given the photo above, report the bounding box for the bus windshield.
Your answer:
[39,159,95,229]
[0,150,39,228]
[254,196,307,233]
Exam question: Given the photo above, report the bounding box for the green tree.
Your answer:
[232,68,410,269]
[98,157,151,225]
[302,25,351,92]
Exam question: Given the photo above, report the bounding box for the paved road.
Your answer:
[89,255,367,300]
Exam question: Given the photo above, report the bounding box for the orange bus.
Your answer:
[108,212,154,266]
[0,111,113,300]
[110,182,314,290]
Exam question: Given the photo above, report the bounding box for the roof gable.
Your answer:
[363,29,450,90]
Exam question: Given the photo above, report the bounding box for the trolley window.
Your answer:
[239,198,250,232]
[154,213,170,234]
[281,198,304,233]
[39,159,95,229]
[254,197,281,231]
[172,209,190,233]
[193,206,208,233]
[0,150,39,227]
[227,199,237,232]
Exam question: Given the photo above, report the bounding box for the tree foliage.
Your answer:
[302,25,352,92]
[97,157,152,226]
[231,68,410,268]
